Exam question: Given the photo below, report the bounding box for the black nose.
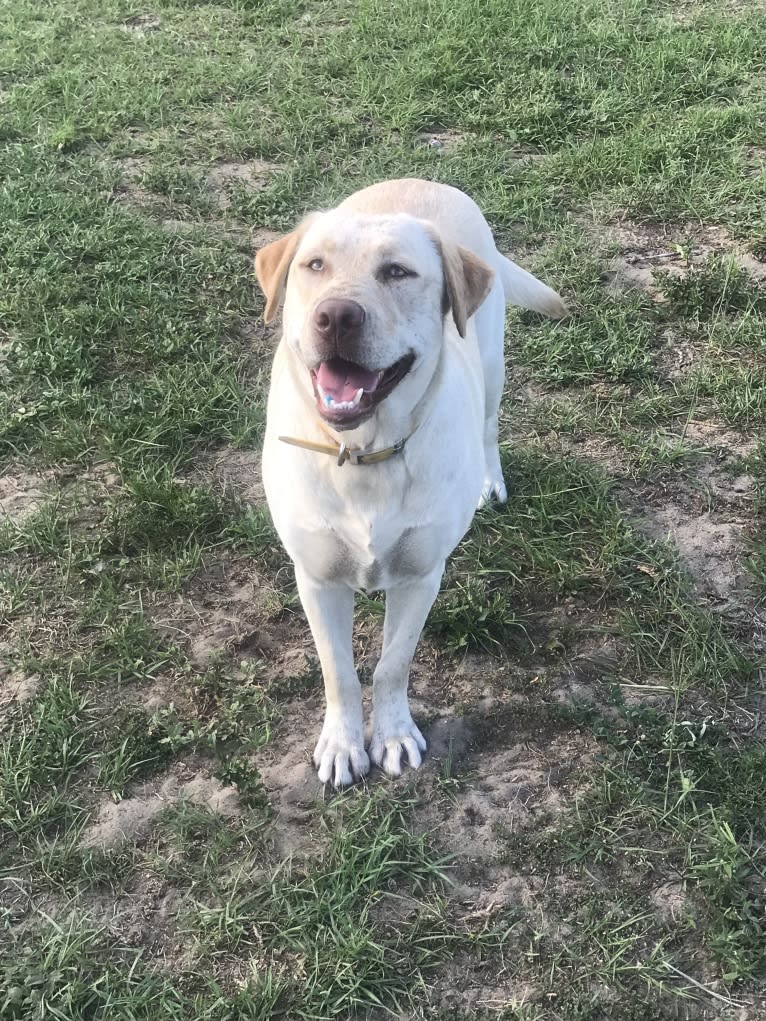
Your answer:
[313,298,366,342]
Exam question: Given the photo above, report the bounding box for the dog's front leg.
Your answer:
[370,567,443,776]
[294,566,369,787]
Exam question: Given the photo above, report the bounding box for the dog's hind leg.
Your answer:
[294,566,369,787]
[370,568,443,775]
[473,281,508,507]
[473,250,567,508]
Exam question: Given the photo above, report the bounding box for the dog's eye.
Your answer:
[381,263,413,281]
[307,258,324,272]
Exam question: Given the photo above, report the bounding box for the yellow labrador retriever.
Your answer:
[255,178,565,786]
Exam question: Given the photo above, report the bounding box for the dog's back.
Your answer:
[340,178,567,319]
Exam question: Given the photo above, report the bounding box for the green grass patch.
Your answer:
[2,792,494,1020]
[517,296,656,385]
[567,693,766,983]
[1,915,188,1021]
[686,361,766,428]
[0,148,263,466]
[433,447,755,691]
[188,789,494,1019]
[0,676,94,844]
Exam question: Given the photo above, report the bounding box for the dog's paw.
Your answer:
[478,473,508,509]
[370,713,427,777]
[313,717,370,787]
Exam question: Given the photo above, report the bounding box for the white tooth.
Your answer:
[317,390,364,412]
[317,382,363,413]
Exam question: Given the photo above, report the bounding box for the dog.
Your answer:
[255,178,566,786]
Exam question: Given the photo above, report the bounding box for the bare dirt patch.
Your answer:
[650,880,694,926]
[0,669,40,707]
[415,129,472,154]
[82,792,165,849]
[684,421,759,455]
[189,445,264,505]
[627,424,758,602]
[207,160,282,210]
[521,375,761,604]
[599,221,766,299]
[153,554,305,669]
[0,469,49,522]
[85,878,189,954]
[120,13,162,35]
[257,698,327,858]
[425,726,588,871]
[656,326,705,381]
[111,155,158,210]
[251,226,283,249]
[256,670,596,879]
[184,576,281,667]
[81,768,242,849]
[640,503,750,600]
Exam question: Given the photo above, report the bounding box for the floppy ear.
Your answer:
[254,214,318,324]
[433,236,495,338]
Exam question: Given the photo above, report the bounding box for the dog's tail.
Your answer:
[496,254,568,318]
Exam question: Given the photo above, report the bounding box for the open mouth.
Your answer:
[310,354,415,428]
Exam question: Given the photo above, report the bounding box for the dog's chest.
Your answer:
[295,511,439,592]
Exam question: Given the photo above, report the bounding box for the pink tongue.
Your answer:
[316,358,382,401]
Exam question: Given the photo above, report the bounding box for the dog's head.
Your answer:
[255,210,494,430]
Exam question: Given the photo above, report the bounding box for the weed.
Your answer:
[656,255,765,319]
[95,707,174,800]
[214,755,270,810]
[148,660,277,757]
[429,575,528,653]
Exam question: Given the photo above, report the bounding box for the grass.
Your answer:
[187,792,492,1019]
[434,449,755,693]
[1,0,765,1017]
[553,693,766,982]
[2,794,492,1021]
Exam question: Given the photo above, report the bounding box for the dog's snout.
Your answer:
[313,298,366,342]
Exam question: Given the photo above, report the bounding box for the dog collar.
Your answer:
[278,433,409,466]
